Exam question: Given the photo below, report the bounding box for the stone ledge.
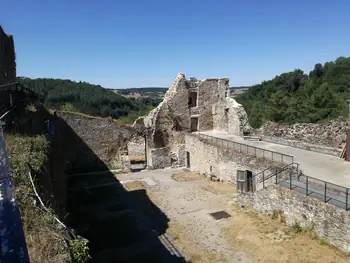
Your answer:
[262,136,342,156]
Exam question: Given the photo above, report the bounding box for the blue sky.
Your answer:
[1,0,350,89]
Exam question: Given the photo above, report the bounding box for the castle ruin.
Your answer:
[134,73,251,169]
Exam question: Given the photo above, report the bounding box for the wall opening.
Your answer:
[190,117,198,132]
[186,151,190,168]
[154,130,166,148]
[188,91,198,108]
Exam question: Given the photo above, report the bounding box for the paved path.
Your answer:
[200,131,350,188]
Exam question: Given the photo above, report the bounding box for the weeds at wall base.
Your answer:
[70,239,91,263]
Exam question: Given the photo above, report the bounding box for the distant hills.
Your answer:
[114,86,250,93]
[114,87,168,96]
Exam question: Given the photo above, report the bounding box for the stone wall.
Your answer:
[0,26,16,85]
[57,111,136,170]
[127,135,145,161]
[254,120,348,155]
[136,73,251,169]
[239,185,350,252]
[213,97,251,135]
[147,147,171,169]
[185,134,284,183]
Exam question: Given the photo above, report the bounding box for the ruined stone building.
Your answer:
[134,73,250,169]
[0,26,16,85]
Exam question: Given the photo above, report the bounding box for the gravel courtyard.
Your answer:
[116,168,350,263]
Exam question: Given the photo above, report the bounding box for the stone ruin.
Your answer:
[133,73,251,169]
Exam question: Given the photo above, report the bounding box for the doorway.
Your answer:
[190,117,198,132]
[186,151,190,168]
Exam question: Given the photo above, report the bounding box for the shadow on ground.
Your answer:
[5,94,187,262]
[63,117,186,262]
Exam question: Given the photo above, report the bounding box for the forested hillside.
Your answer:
[236,57,350,128]
[18,77,159,123]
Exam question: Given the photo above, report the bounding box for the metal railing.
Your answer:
[197,133,294,164]
[0,124,30,262]
[258,163,350,211]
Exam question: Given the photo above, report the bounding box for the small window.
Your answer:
[4,72,8,79]
[188,92,198,107]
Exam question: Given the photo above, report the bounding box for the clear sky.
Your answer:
[1,0,350,89]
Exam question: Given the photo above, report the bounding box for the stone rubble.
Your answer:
[255,118,348,150]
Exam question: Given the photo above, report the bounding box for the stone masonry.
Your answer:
[0,26,16,86]
[57,112,137,171]
[185,134,283,183]
[134,73,251,169]
[254,119,348,156]
[239,185,350,252]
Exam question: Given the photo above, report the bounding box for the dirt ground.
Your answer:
[118,169,350,263]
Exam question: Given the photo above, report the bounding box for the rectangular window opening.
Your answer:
[188,92,198,108]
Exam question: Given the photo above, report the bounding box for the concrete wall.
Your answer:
[239,185,350,252]
[0,26,16,85]
[185,134,284,183]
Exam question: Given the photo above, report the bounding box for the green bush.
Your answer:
[70,239,91,263]
[60,103,79,113]
[291,221,303,233]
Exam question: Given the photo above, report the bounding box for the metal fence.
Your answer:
[260,165,350,211]
[0,124,30,262]
[197,133,294,164]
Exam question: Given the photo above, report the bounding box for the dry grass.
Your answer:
[22,206,69,263]
[200,180,237,195]
[123,181,146,191]
[166,220,219,263]
[172,172,203,182]
[5,134,70,263]
[222,206,350,263]
[122,175,349,263]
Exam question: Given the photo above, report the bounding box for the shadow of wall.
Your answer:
[62,119,187,262]
[6,97,186,262]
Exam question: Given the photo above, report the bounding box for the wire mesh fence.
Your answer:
[197,133,294,164]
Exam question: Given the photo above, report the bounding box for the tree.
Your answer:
[235,57,350,127]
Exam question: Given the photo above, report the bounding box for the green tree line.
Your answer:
[18,77,161,122]
[236,57,350,128]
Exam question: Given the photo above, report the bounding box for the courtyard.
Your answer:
[115,168,350,263]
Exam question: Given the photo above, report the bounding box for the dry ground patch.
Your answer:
[222,206,350,263]
[172,172,204,182]
[123,172,350,263]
